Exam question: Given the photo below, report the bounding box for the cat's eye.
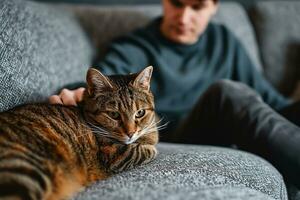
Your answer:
[135,109,146,118]
[108,111,121,120]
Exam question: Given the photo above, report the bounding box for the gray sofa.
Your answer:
[1,0,300,199]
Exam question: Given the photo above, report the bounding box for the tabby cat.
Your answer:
[0,66,159,200]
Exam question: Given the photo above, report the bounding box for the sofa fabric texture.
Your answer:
[0,0,93,112]
[73,143,287,200]
[0,0,297,199]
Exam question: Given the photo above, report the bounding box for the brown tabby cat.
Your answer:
[0,66,159,200]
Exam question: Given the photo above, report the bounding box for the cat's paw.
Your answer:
[140,144,158,163]
[109,144,157,173]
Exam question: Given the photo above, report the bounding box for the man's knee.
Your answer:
[206,79,262,102]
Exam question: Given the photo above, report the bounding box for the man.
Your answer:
[50,0,300,186]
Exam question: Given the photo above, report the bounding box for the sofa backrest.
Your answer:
[67,2,263,71]
[250,1,300,95]
[0,0,93,112]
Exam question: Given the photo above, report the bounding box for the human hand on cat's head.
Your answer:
[49,87,85,106]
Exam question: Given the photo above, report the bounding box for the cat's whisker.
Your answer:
[155,117,165,125]
[140,121,169,136]
[140,118,157,135]
[144,117,163,131]
[94,132,116,140]
[150,117,165,128]
[145,117,160,129]
[87,122,111,135]
[64,121,110,139]
[140,129,156,136]
[77,129,109,138]
[89,126,109,133]
[142,117,168,134]
[156,121,170,129]
[92,130,109,135]
[83,122,119,140]
[143,119,155,130]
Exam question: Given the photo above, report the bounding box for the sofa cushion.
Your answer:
[67,2,262,71]
[73,143,287,200]
[249,1,300,95]
[0,0,93,112]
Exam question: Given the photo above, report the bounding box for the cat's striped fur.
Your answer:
[0,66,159,200]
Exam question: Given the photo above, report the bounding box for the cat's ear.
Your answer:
[131,66,153,91]
[86,68,115,94]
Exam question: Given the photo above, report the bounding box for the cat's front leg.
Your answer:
[108,143,157,173]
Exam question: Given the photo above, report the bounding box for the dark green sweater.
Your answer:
[90,18,290,122]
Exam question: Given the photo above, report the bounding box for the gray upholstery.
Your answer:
[73,143,287,200]
[249,1,300,95]
[0,0,297,199]
[0,0,93,112]
[66,2,262,70]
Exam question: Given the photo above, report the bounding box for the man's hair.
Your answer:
[172,0,219,3]
[199,0,219,3]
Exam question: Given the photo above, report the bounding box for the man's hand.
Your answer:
[49,87,85,106]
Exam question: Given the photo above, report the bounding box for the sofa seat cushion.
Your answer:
[73,143,287,200]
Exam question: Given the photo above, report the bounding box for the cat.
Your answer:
[0,66,159,200]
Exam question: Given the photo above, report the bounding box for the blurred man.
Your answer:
[50,0,300,186]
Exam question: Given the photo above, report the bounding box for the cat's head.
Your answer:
[82,66,156,144]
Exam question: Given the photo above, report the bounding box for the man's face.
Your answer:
[161,0,218,44]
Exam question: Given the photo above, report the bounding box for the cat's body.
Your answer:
[0,66,159,200]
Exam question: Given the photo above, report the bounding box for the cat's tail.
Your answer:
[0,156,52,200]
[0,156,83,200]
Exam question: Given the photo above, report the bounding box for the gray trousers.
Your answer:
[166,80,300,187]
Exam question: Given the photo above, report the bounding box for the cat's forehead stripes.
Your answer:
[92,74,154,113]
[117,88,132,111]
[104,100,119,110]
[96,88,153,113]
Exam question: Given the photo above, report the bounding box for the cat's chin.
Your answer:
[124,140,134,145]
[123,135,139,145]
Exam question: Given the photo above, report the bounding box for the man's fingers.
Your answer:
[60,89,77,106]
[74,87,86,102]
[49,95,63,105]
[59,88,72,97]
[49,88,85,106]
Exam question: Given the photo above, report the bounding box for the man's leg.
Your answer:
[172,80,300,187]
[279,101,300,126]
